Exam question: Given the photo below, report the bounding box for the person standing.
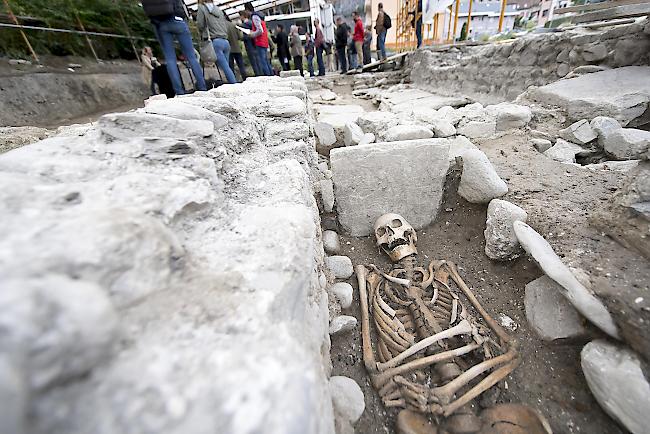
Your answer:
[141,0,207,95]
[289,25,304,76]
[196,0,237,84]
[314,18,326,76]
[239,10,261,76]
[304,31,315,77]
[141,46,160,95]
[352,11,364,71]
[273,24,290,71]
[225,17,247,81]
[362,25,372,65]
[334,16,348,74]
[245,2,273,76]
[374,2,388,60]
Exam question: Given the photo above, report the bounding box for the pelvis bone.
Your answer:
[357,214,550,434]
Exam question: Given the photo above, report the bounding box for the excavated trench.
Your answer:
[319,79,628,434]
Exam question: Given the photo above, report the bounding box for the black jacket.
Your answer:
[273,30,290,59]
[335,23,349,49]
[142,0,186,20]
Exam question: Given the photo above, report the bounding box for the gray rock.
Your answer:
[320,179,335,213]
[322,230,342,254]
[602,128,650,160]
[591,116,622,147]
[458,149,508,203]
[261,96,305,117]
[383,125,434,142]
[559,120,597,145]
[573,65,606,75]
[343,122,365,146]
[359,133,375,145]
[0,355,27,434]
[429,118,456,138]
[531,138,553,153]
[556,63,570,77]
[524,276,586,341]
[484,199,527,260]
[315,122,337,147]
[581,340,650,434]
[448,135,479,162]
[329,315,357,335]
[330,282,353,309]
[325,255,354,279]
[544,138,585,163]
[279,70,302,77]
[581,42,608,62]
[487,103,532,131]
[142,100,229,129]
[99,112,214,140]
[329,376,365,424]
[265,122,310,143]
[356,111,399,135]
[456,120,496,139]
[331,139,450,236]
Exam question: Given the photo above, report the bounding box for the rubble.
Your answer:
[484,199,528,260]
[458,149,508,203]
[359,133,375,145]
[531,138,553,153]
[343,122,365,146]
[486,102,532,131]
[329,315,357,335]
[98,112,215,140]
[543,138,586,163]
[320,179,335,213]
[456,120,497,139]
[315,121,337,149]
[558,119,597,145]
[590,116,622,145]
[602,128,650,160]
[357,111,399,136]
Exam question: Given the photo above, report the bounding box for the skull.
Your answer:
[374,213,417,262]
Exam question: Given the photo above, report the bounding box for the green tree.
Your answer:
[459,22,467,41]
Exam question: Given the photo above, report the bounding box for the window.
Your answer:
[542,9,548,16]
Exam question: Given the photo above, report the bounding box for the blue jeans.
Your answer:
[377,30,387,59]
[336,47,347,73]
[255,45,273,76]
[151,17,206,95]
[229,52,248,81]
[316,45,325,76]
[416,18,423,48]
[211,37,236,84]
[244,41,262,76]
[306,54,314,76]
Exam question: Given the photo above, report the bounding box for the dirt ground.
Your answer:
[321,77,646,434]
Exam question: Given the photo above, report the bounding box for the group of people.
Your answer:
[140,0,393,95]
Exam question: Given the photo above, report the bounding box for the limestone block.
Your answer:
[265,122,310,143]
[384,125,434,142]
[320,179,335,213]
[544,138,585,163]
[315,122,337,147]
[484,199,528,260]
[261,96,305,118]
[99,112,214,140]
[524,276,586,341]
[456,120,496,139]
[322,230,342,255]
[142,100,229,129]
[357,111,399,135]
[602,128,650,160]
[0,276,118,390]
[331,139,450,236]
[437,105,463,126]
[448,135,479,162]
[458,149,508,203]
[429,118,456,138]
[591,116,622,147]
[581,42,608,62]
[329,315,357,335]
[329,376,365,425]
[487,103,532,131]
[581,340,650,434]
[359,133,375,145]
[325,255,353,279]
[559,119,597,145]
[330,282,353,309]
[531,138,552,153]
[343,122,365,146]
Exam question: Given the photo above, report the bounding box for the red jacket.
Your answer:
[353,19,364,42]
[252,14,269,48]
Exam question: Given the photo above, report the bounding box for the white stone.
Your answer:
[456,120,497,139]
[317,105,365,132]
[315,122,337,147]
[320,89,337,101]
[330,282,353,309]
[265,122,310,143]
[263,96,305,117]
[513,221,620,339]
[484,199,527,260]
[487,102,532,131]
[329,376,365,426]
[343,122,365,146]
[359,133,375,145]
[531,138,553,153]
[448,135,479,162]
[591,116,622,147]
[602,128,650,160]
[524,276,586,341]
[559,120,597,145]
[383,125,434,142]
[429,118,456,137]
[325,255,354,279]
[581,340,650,434]
[329,315,357,335]
[356,111,399,135]
[279,70,301,77]
[0,355,26,434]
[544,138,585,163]
[142,100,229,129]
[99,112,214,140]
[320,179,335,213]
[458,149,508,203]
[331,139,450,236]
[437,105,463,125]
[322,230,342,254]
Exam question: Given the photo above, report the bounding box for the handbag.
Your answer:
[199,8,217,65]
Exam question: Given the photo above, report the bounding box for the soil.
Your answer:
[320,76,647,434]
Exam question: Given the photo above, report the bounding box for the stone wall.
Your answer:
[0,77,336,434]
[410,18,650,104]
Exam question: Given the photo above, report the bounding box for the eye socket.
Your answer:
[390,219,402,228]
[376,227,386,237]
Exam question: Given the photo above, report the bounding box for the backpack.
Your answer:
[384,13,392,30]
[141,0,175,17]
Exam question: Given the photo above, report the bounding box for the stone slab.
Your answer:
[331,139,450,236]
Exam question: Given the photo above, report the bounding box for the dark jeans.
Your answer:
[316,45,325,76]
[416,18,423,48]
[336,47,347,73]
[306,54,314,77]
[255,45,273,75]
[244,43,262,76]
[279,56,290,71]
[229,52,248,81]
[377,30,387,59]
[293,55,303,76]
[151,17,206,95]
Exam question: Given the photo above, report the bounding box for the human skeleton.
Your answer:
[355,213,550,433]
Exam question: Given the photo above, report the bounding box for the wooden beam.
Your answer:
[466,0,474,39]
[2,0,39,62]
[452,0,460,41]
[497,0,507,32]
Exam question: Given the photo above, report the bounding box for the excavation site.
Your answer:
[0,1,649,434]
